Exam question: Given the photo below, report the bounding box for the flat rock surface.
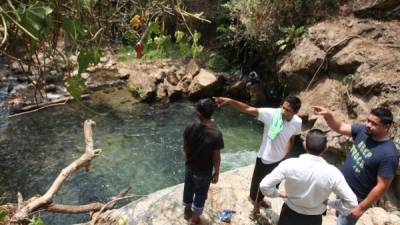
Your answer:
[88,165,400,225]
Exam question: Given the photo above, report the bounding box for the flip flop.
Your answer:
[219,209,236,222]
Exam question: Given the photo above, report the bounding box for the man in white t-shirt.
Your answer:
[213,95,302,218]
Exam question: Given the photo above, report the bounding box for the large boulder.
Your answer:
[278,39,326,92]
[352,0,400,18]
[188,69,223,99]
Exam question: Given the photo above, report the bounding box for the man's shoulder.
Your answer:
[292,115,302,123]
[280,157,299,167]
[257,107,276,114]
[378,140,399,157]
[208,125,222,134]
[185,121,199,129]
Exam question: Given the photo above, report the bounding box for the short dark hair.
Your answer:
[196,98,215,120]
[370,107,393,125]
[306,129,327,155]
[284,95,301,113]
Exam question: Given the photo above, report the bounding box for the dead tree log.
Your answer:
[11,120,102,223]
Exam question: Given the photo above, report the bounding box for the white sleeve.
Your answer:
[294,117,302,135]
[259,161,287,198]
[329,170,358,215]
[257,108,275,124]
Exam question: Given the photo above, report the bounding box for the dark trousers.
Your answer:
[249,157,281,202]
[278,203,323,225]
[183,170,211,215]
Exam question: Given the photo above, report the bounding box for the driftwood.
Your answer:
[7,119,129,224]
[7,94,90,118]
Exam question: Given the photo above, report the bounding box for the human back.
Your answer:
[281,157,348,214]
[184,121,223,175]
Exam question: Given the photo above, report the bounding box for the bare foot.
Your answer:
[260,199,272,208]
[184,207,192,220]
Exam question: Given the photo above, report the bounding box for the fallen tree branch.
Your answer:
[11,120,102,223]
[90,192,146,225]
[7,94,90,119]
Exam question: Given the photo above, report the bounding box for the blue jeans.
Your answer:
[336,211,359,225]
[183,170,211,215]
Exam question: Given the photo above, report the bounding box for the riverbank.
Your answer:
[84,165,400,225]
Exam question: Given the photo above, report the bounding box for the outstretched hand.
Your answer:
[212,97,230,107]
[312,106,330,116]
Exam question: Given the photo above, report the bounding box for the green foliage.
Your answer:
[0,0,107,102]
[66,75,85,100]
[342,74,354,85]
[127,83,142,98]
[205,53,230,72]
[18,2,53,40]
[74,0,93,13]
[28,217,45,225]
[191,31,203,58]
[77,48,101,75]
[116,45,136,62]
[117,218,127,225]
[174,30,185,43]
[138,24,203,60]
[0,208,8,221]
[62,18,85,48]
[224,0,341,53]
[276,25,304,52]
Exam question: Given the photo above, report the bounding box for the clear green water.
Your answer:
[0,101,263,224]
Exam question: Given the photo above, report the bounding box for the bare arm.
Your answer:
[213,97,258,117]
[349,176,393,218]
[312,106,352,137]
[211,149,221,183]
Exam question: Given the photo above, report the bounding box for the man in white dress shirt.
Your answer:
[260,129,358,225]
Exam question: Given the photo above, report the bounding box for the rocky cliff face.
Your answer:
[277,16,400,209]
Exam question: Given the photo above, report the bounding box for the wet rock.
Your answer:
[225,80,248,98]
[44,84,57,93]
[166,70,179,85]
[156,83,168,99]
[128,71,157,101]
